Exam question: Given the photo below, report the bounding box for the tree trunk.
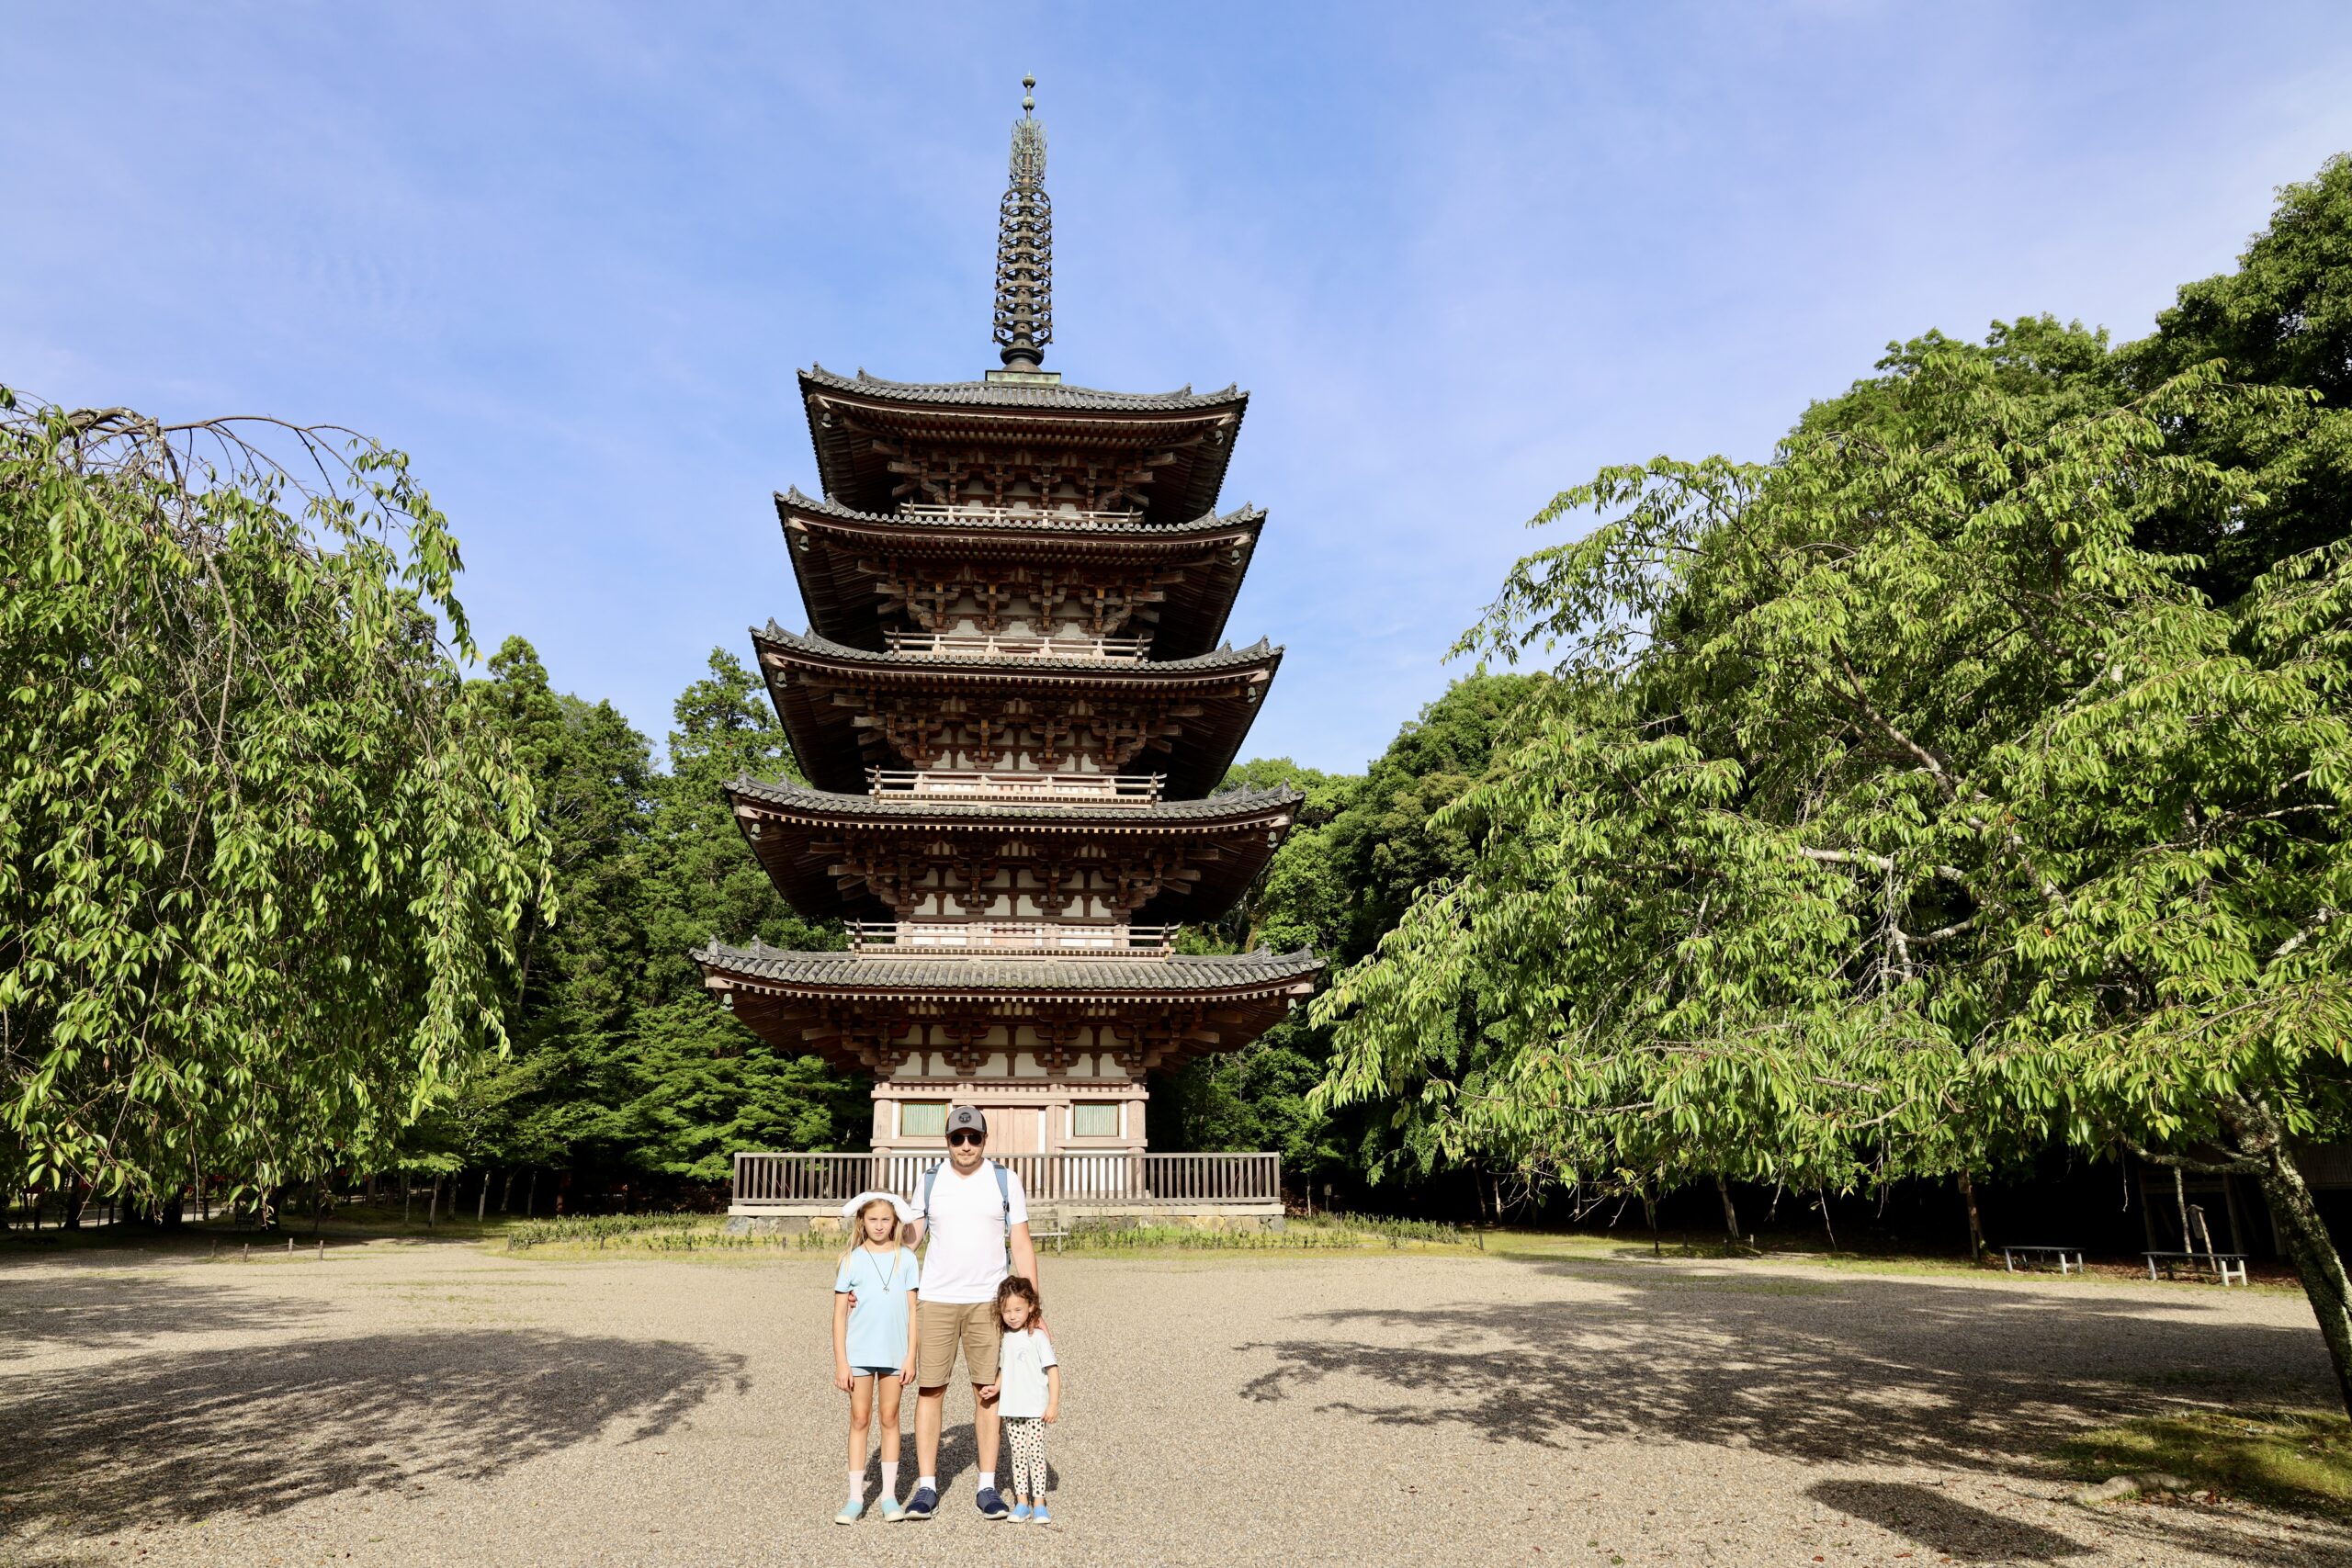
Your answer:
[1714,1173,1741,1241]
[62,1181,85,1231]
[2174,1168,2193,1251]
[477,1173,490,1224]
[2222,1097,2352,1419]
[1816,1190,1838,1253]
[1959,1168,1987,1259]
[526,1169,537,1218]
[500,1171,514,1214]
[427,1177,440,1227]
[402,1172,413,1224]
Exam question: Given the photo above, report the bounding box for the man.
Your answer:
[899,1106,1039,1521]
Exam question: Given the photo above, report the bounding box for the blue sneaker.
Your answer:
[1010,1501,1032,1523]
[903,1486,936,1520]
[975,1485,1010,1520]
[877,1495,906,1522]
[1032,1502,1052,1525]
[833,1500,864,1526]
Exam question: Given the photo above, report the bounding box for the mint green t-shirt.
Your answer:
[834,1246,920,1370]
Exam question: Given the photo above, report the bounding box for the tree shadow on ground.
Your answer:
[0,1327,747,1534]
[0,1263,324,1363]
[1235,1260,2346,1565]
[1807,1480,2090,1561]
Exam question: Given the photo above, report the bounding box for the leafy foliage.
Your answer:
[1311,157,2352,1411]
[397,643,863,1194]
[1154,675,1547,1190]
[0,395,546,1207]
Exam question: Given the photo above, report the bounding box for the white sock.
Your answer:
[882,1461,899,1497]
[918,1474,937,1495]
[846,1470,863,1507]
[978,1471,995,1494]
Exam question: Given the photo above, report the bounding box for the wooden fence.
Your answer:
[732,1150,1281,1209]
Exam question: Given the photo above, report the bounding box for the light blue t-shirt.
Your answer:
[834,1246,921,1370]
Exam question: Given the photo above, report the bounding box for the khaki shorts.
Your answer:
[918,1299,1001,1388]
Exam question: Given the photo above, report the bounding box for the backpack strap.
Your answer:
[920,1160,1015,1266]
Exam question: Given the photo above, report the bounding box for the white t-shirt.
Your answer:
[909,1159,1030,1304]
[997,1326,1057,1418]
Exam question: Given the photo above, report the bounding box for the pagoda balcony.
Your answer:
[866,768,1165,806]
[880,629,1152,661]
[898,502,1145,529]
[847,920,1178,957]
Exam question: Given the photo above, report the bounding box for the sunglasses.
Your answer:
[946,1130,985,1146]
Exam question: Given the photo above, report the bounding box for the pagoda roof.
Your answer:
[694,940,1322,1073]
[775,488,1262,659]
[753,624,1280,796]
[799,366,1246,522]
[777,486,1261,540]
[802,365,1247,413]
[695,940,1321,996]
[726,777,1302,922]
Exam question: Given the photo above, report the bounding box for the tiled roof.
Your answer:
[694,941,1323,995]
[776,487,1263,539]
[802,364,1247,413]
[755,623,1280,677]
[729,777,1301,824]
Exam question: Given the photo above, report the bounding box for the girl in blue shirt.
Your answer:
[832,1191,921,1523]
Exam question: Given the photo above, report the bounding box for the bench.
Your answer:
[2144,1250,2248,1286]
[1034,1229,1069,1256]
[2001,1245,2085,1275]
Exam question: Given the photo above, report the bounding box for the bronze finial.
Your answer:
[993,74,1052,370]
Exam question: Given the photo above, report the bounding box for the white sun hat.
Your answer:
[841,1189,917,1225]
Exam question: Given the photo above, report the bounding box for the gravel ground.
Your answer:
[3,1238,2347,1567]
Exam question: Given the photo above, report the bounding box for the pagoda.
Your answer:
[694,81,1320,1173]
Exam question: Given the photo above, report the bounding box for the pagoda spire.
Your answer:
[991,74,1053,371]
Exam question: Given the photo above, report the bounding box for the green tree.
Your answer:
[1158,675,1550,1195]
[0,395,545,1214]
[1315,318,2352,1410]
[618,649,862,1180]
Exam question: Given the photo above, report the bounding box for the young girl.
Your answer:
[980,1275,1060,1524]
[832,1191,920,1524]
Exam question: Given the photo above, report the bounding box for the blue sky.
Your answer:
[10,3,2352,774]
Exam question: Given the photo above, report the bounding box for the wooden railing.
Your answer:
[849,921,1175,957]
[733,1151,1282,1208]
[899,503,1145,529]
[883,630,1150,661]
[868,770,1164,806]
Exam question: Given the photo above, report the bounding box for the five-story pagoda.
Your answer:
[695,82,1319,1190]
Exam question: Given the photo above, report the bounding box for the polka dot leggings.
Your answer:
[1003,1416,1048,1500]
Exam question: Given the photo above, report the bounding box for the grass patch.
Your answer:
[504,1215,810,1253]
[1061,1216,1464,1253]
[2059,1407,2352,1519]
[496,1213,1472,1258]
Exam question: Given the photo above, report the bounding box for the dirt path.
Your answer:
[2,1240,2345,1565]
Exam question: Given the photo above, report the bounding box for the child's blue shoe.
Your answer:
[975,1485,1011,1520]
[833,1500,865,1526]
[878,1495,906,1522]
[903,1486,936,1521]
[1032,1502,1052,1525]
[1010,1501,1032,1522]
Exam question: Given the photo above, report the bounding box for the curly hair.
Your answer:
[995,1273,1042,1324]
